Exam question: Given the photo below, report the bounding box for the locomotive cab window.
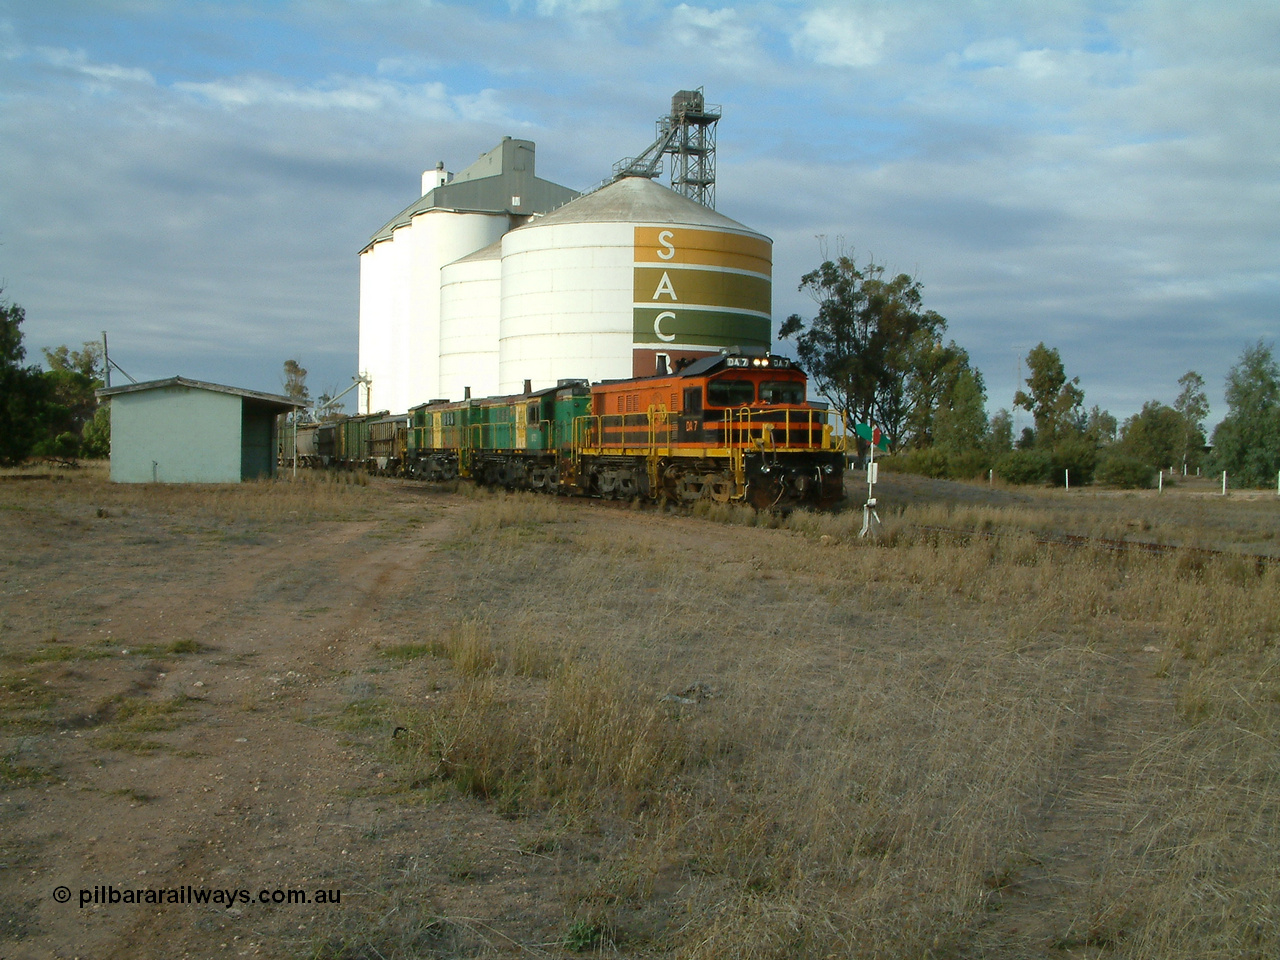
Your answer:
[526,402,539,425]
[759,380,805,405]
[683,387,702,414]
[707,379,755,407]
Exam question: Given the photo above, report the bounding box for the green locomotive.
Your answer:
[406,380,591,490]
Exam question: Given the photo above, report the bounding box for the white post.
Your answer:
[1065,469,1069,491]
[1222,470,1227,495]
[868,436,875,504]
[988,469,993,485]
[859,429,881,539]
[1158,471,1163,493]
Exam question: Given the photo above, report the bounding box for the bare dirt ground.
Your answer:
[2,466,1277,960]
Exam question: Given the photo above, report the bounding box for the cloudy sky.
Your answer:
[2,1,1276,427]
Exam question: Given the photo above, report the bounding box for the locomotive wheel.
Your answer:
[708,477,734,502]
[674,473,704,502]
[659,465,682,503]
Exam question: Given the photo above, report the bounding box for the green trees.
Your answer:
[1208,341,1280,487]
[987,409,1014,456]
[779,255,948,454]
[282,359,310,408]
[0,294,51,466]
[1173,371,1209,474]
[1083,370,1207,487]
[39,342,105,459]
[1117,401,1184,471]
[774,256,1275,490]
[1084,406,1118,446]
[279,359,313,439]
[933,366,988,457]
[905,342,984,450]
[1003,343,1096,485]
[1013,343,1085,447]
[0,292,110,464]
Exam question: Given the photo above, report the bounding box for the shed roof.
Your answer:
[97,376,303,412]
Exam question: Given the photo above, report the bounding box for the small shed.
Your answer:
[96,377,303,483]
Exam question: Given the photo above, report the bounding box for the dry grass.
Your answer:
[0,461,380,527]
[3,468,1275,958]
[336,486,1280,958]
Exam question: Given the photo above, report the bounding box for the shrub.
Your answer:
[996,449,1051,485]
[946,449,992,480]
[885,447,949,479]
[32,431,81,462]
[1049,437,1098,486]
[883,448,992,481]
[1096,453,1157,489]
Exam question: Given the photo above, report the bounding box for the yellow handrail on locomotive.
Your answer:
[647,404,673,493]
[723,405,847,453]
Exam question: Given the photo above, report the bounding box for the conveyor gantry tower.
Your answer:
[612,88,720,209]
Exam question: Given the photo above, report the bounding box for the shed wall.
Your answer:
[109,387,242,483]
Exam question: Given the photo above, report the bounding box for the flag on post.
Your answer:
[854,423,890,452]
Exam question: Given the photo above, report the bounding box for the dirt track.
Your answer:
[4,480,506,958]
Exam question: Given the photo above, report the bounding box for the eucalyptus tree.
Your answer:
[779,255,947,454]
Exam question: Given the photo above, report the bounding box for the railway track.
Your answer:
[908,523,1280,567]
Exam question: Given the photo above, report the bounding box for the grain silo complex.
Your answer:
[357,90,772,414]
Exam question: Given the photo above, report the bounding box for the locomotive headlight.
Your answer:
[751,358,761,367]
[761,358,770,367]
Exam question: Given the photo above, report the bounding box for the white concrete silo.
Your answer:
[359,210,508,413]
[439,240,503,400]
[357,139,579,413]
[497,176,773,394]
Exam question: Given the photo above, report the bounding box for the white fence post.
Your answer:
[1222,470,1227,496]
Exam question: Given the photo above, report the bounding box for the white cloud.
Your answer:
[37,45,155,85]
[512,0,622,16]
[1011,49,1060,81]
[0,19,21,60]
[451,88,527,126]
[174,75,453,118]
[375,55,441,78]
[958,38,1022,67]
[791,6,888,68]
[669,4,756,52]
